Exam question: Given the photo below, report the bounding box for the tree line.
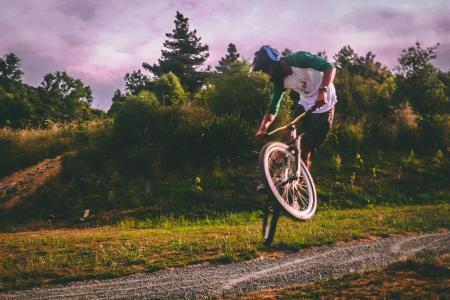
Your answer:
[1,11,449,152]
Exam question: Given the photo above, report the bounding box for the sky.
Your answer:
[1,0,449,110]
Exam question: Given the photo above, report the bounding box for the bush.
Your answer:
[336,119,365,151]
[112,95,169,147]
[159,112,254,171]
[153,72,187,106]
[0,120,111,177]
[112,97,253,172]
[422,114,450,150]
[375,102,420,148]
[210,62,271,124]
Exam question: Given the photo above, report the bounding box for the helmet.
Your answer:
[250,45,281,72]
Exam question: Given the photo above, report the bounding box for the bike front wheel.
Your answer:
[259,142,317,220]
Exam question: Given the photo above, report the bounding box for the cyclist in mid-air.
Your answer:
[251,45,337,169]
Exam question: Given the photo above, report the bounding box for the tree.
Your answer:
[38,71,93,122]
[0,53,24,83]
[334,45,389,82]
[142,11,209,92]
[153,72,187,106]
[124,70,150,95]
[333,45,358,70]
[216,43,240,72]
[0,53,31,127]
[108,89,124,115]
[396,42,448,116]
[210,61,272,123]
[398,41,440,77]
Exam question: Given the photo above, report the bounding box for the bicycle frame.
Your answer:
[266,107,315,185]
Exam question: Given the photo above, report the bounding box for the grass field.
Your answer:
[1,204,448,291]
[230,256,450,299]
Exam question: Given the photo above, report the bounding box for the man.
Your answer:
[251,45,337,169]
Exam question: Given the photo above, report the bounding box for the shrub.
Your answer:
[374,102,420,148]
[161,113,253,170]
[337,119,365,151]
[210,62,271,124]
[422,114,450,150]
[0,120,110,177]
[153,72,187,106]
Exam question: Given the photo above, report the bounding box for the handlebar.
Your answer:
[266,105,318,136]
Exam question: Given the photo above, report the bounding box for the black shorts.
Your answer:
[292,105,334,151]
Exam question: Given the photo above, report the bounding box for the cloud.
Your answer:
[5,42,64,86]
[1,0,450,110]
[56,1,99,22]
[435,43,450,71]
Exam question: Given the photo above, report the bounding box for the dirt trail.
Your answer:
[0,156,62,210]
[1,231,448,300]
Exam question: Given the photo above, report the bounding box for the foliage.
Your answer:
[333,45,389,82]
[0,53,102,128]
[0,53,24,83]
[153,72,187,105]
[216,43,240,73]
[397,41,440,77]
[142,11,209,92]
[209,61,272,124]
[124,70,151,95]
[0,120,111,177]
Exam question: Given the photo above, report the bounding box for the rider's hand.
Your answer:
[255,129,267,140]
[315,90,328,107]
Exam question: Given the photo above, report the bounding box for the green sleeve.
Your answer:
[286,51,334,71]
[267,82,285,115]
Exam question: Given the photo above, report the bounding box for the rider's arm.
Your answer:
[257,83,285,135]
[256,113,276,136]
[321,67,336,86]
[316,67,336,106]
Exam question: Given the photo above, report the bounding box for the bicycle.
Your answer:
[259,106,318,246]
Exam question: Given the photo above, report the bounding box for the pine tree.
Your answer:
[124,70,150,95]
[216,43,240,72]
[143,11,209,92]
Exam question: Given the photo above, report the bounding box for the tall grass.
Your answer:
[0,119,111,177]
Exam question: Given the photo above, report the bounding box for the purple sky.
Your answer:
[1,0,449,110]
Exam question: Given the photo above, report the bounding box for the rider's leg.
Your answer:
[301,145,313,169]
[300,108,334,170]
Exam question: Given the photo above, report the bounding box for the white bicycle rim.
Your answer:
[261,142,317,220]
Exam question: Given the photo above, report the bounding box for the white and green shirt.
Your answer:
[268,51,337,115]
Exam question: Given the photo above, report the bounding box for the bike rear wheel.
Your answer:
[262,201,280,246]
[259,142,317,220]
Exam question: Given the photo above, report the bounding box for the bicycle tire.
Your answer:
[262,201,280,246]
[259,141,317,220]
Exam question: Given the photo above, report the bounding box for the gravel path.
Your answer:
[1,231,449,299]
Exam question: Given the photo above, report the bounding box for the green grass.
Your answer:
[0,204,449,291]
[230,256,450,299]
[0,119,111,177]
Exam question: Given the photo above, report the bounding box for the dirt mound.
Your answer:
[0,156,62,210]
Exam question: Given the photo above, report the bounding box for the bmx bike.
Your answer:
[259,106,318,246]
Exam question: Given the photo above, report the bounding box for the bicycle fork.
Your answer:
[290,125,302,179]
